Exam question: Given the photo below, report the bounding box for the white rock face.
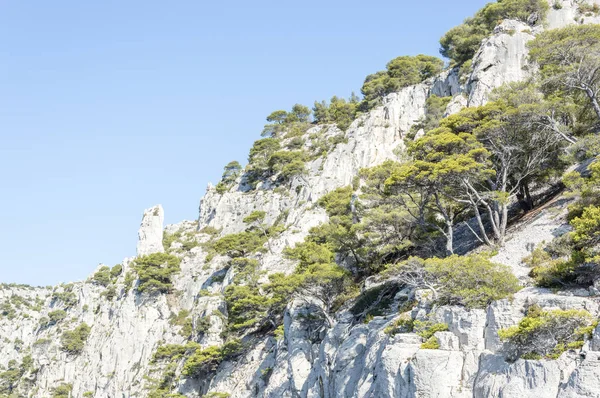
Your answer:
[558,356,600,398]
[467,20,537,107]
[546,0,600,29]
[136,204,165,256]
[3,3,600,397]
[466,0,600,107]
[474,353,577,398]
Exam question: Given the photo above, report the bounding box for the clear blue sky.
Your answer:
[0,0,489,286]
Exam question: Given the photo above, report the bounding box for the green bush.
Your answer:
[421,336,441,349]
[224,285,268,331]
[101,285,117,301]
[153,342,200,362]
[524,246,576,287]
[317,186,354,217]
[571,205,600,253]
[286,136,305,150]
[361,55,444,110]
[578,2,600,15]
[386,254,521,309]
[215,161,242,194]
[132,253,181,294]
[313,95,360,131]
[182,340,242,377]
[0,356,32,395]
[384,314,414,336]
[170,309,193,338]
[414,320,449,340]
[0,302,16,320]
[51,383,73,398]
[92,266,112,287]
[213,232,267,258]
[47,310,67,325]
[123,272,135,292]
[261,105,311,138]
[499,307,595,360]
[267,151,307,181]
[110,264,123,278]
[51,288,78,308]
[60,323,91,355]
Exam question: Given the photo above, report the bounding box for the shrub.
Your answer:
[267,151,307,181]
[361,55,444,109]
[571,205,600,253]
[51,383,73,398]
[247,137,281,180]
[33,338,51,346]
[170,309,193,338]
[153,342,199,362]
[286,137,305,150]
[498,307,594,360]
[51,288,78,308]
[215,161,242,194]
[524,246,576,287]
[182,340,242,377]
[47,310,67,325]
[101,285,117,301]
[123,272,135,292]
[197,316,211,334]
[313,95,360,131]
[0,356,32,395]
[578,3,600,15]
[110,264,123,278]
[0,302,16,320]
[132,253,181,294]
[384,314,414,336]
[421,336,440,349]
[317,186,354,217]
[243,211,266,225]
[386,254,521,309]
[213,232,267,258]
[224,285,268,332]
[60,323,91,355]
[92,266,111,287]
[414,320,449,340]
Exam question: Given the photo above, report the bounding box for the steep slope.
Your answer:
[2,1,600,397]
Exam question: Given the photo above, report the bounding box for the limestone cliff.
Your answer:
[2,1,600,397]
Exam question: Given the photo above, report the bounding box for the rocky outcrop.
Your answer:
[467,0,600,107]
[467,20,537,107]
[3,2,600,397]
[136,204,165,256]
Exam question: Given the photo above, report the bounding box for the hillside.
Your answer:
[3,1,600,397]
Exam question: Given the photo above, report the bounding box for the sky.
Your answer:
[0,0,489,286]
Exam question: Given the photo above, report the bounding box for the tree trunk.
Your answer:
[518,183,534,211]
[446,220,454,256]
[473,204,494,247]
[498,202,509,247]
[524,183,533,210]
[585,86,600,122]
